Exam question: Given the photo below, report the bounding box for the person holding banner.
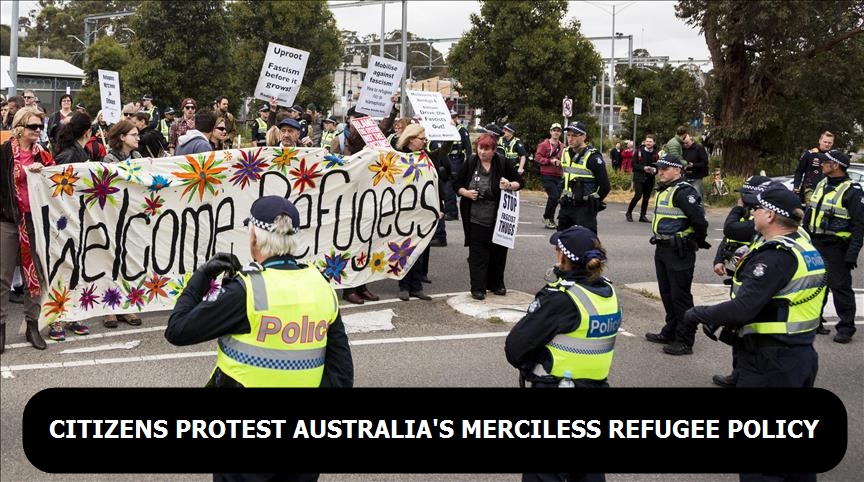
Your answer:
[1,107,55,352]
[456,133,523,300]
[165,195,354,389]
[505,225,619,389]
[103,120,144,165]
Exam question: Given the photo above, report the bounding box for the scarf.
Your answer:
[11,135,50,296]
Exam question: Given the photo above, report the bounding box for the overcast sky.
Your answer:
[3,0,711,65]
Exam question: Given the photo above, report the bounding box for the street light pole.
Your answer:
[610,5,616,144]
[400,0,408,115]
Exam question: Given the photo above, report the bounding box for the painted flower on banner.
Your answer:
[369,151,403,186]
[80,166,121,209]
[230,148,269,189]
[223,150,233,162]
[318,249,350,284]
[49,165,79,198]
[386,262,402,276]
[289,158,322,194]
[43,282,73,322]
[78,284,100,311]
[388,237,416,268]
[356,251,368,267]
[173,152,228,202]
[56,216,68,231]
[167,273,192,300]
[148,175,172,192]
[102,287,123,309]
[369,251,387,273]
[323,153,345,169]
[123,279,146,310]
[144,274,169,302]
[142,193,164,217]
[118,159,144,184]
[271,147,299,174]
[401,152,427,183]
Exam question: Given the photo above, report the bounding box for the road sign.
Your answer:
[634,97,643,116]
[562,96,573,118]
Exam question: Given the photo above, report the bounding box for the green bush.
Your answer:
[606,166,633,191]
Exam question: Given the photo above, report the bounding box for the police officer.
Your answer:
[804,149,863,344]
[444,110,472,221]
[319,116,338,151]
[645,153,710,356]
[710,175,772,387]
[686,183,826,392]
[140,94,160,131]
[165,195,354,389]
[557,121,611,234]
[251,104,270,147]
[793,131,834,204]
[500,122,528,176]
[505,225,620,390]
[159,107,175,143]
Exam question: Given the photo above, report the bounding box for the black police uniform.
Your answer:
[557,145,611,234]
[165,254,354,388]
[649,175,709,352]
[443,123,472,220]
[793,148,826,203]
[804,173,864,341]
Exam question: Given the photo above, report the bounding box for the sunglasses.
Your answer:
[23,95,34,99]
[184,106,196,110]
[124,113,134,117]
[214,126,227,132]
[24,123,43,130]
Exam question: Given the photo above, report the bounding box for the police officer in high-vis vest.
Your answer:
[159,107,175,143]
[686,184,826,393]
[141,94,160,131]
[557,121,611,234]
[500,123,528,175]
[319,116,338,151]
[645,153,711,356]
[166,196,354,389]
[506,225,620,393]
[804,150,863,344]
[252,104,270,147]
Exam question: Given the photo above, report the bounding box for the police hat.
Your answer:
[502,123,516,134]
[323,116,337,124]
[290,105,304,114]
[257,104,270,113]
[483,124,504,137]
[756,184,802,221]
[244,196,301,231]
[820,149,850,168]
[656,153,684,169]
[141,94,153,101]
[735,175,773,205]
[549,225,605,264]
[450,109,459,117]
[277,117,302,131]
[163,107,176,115]
[563,121,587,136]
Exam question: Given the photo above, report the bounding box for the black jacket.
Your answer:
[455,152,524,246]
[683,143,709,179]
[632,146,659,183]
[54,142,90,165]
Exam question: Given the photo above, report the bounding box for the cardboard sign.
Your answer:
[98,70,122,124]
[27,147,440,325]
[491,190,520,249]
[355,55,405,117]
[254,42,309,107]
[349,116,389,149]
[405,90,460,141]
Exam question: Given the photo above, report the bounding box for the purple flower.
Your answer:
[387,238,416,268]
[102,287,123,309]
[78,284,100,310]
[56,216,68,230]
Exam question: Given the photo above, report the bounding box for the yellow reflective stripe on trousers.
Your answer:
[218,336,325,370]
[738,318,821,336]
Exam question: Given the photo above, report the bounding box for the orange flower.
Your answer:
[271,147,298,173]
[43,282,73,322]
[49,165,80,198]
[172,152,228,202]
[143,274,169,301]
[369,151,403,186]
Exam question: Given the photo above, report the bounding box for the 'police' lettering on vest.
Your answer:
[258,315,328,344]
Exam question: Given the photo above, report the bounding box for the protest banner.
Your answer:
[254,42,309,107]
[491,190,519,249]
[98,70,121,124]
[349,116,389,149]
[27,146,440,325]
[355,55,405,117]
[405,90,460,141]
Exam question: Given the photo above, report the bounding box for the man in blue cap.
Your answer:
[166,195,353,390]
[277,117,305,147]
[645,153,710,356]
[500,123,528,175]
[557,121,610,233]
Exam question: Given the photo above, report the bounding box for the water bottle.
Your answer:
[558,370,575,388]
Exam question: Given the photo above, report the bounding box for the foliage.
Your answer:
[615,62,708,145]
[676,0,864,176]
[75,36,130,118]
[1,25,9,56]
[448,0,603,155]
[229,0,342,113]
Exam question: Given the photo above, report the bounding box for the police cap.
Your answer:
[656,153,684,169]
[820,149,850,168]
[257,104,270,113]
[502,123,516,134]
[563,121,587,136]
[756,184,802,221]
[163,107,176,115]
[244,196,301,231]
[550,225,606,265]
[483,124,504,137]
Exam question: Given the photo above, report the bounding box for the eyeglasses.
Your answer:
[124,133,140,138]
[214,126,227,132]
[24,123,43,131]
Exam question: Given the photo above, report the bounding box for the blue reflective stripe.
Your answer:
[218,339,325,371]
[549,338,616,355]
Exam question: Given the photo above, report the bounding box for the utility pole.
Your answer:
[610,4,616,144]
[8,0,19,96]
[400,0,408,115]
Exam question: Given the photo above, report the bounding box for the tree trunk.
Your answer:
[720,139,760,177]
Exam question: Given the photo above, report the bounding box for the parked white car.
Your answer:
[772,162,864,191]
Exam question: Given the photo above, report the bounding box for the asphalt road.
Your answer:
[1,193,862,481]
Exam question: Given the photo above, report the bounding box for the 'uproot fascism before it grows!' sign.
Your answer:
[27,147,440,325]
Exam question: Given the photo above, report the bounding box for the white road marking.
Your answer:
[59,340,141,354]
[5,326,166,350]
[515,234,545,238]
[618,328,635,337]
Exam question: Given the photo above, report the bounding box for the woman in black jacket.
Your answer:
[456,133,523,300]
[53,112,93,164]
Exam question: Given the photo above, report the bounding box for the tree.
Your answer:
[344,30,449,79]
[448,0,602,152]
[75,36,130,118]
[121,1,236,113]
[228,0,342,113]
[676,1,864,175]
[615,62,708,144]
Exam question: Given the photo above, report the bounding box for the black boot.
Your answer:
[25,319,47,350]
[625,212,633,222]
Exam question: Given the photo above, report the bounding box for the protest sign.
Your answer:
[98,70,121,124]
[349,116,389,149]
[405,90,460,141]
[254,42,309,107]
[355,55,405,117]
[491,190,519,249]
[27,146,440,325]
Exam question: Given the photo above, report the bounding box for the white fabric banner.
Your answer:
[254,42,309,108]
[405,90,460,141]
[98,70,122,124]
[27,147,440,324]
[491,190,519,249]
[355,55,405,117]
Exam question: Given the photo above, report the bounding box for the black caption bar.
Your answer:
[23,388,847,474]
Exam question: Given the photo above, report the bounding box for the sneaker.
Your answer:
[48,322,66,341]
[662,341,693,356]
[66,321,90,336]
[833,332,853,344]
[410,291,432,301]
[711,374,736,388]
[645,332,673,344]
